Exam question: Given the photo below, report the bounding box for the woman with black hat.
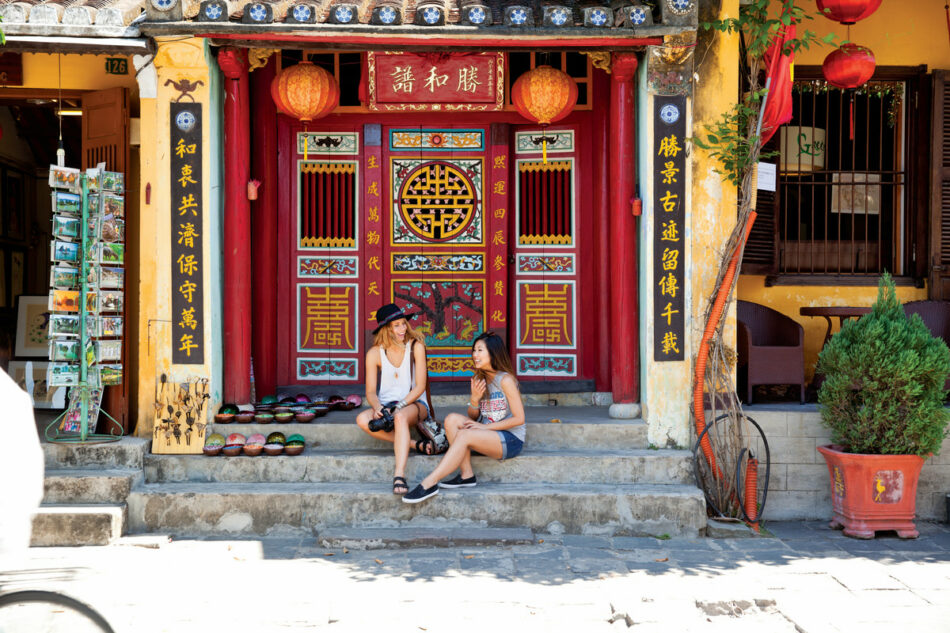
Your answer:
[356,303,432,495]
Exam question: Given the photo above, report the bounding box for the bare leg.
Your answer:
[443,413,475,478]
[356,409,396,443]
[392,406,421,482]
[419,428,503,489]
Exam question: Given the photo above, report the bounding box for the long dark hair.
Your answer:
[472,331,517,393]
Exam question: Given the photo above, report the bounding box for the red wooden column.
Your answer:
[250,56,279,400]
[608,53,640,415]
[218,47,252,403]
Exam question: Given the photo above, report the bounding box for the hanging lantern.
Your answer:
[271,61,340,158]
[815,0,881,25]
[511,65,577,162]
[822,43,876,89]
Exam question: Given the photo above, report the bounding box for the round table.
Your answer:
[799,306,872,345]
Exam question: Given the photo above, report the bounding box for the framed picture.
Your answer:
[15,296,50,357]
[831,172,881,216]
[4,168,25,240]
[7,360,67,409]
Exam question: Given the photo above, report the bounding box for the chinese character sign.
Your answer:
[653,96,686,361]
[368,52,504,111]
[170,103,204,364]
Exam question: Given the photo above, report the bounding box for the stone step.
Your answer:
[43,468,141,504]
[144,448,693,485]
[210,407,647,450]
[42,437,148,470]
[127,482,705,537]
[30,504,126,547]
[317,526,536,549]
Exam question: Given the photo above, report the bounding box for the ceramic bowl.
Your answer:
[219,403,240,415]
[284,444,304,456]
[335,401,357,411]
[274,412,294,423]
[260,395,279,405]
[295,411,316,423]
[235,411,255,423]
[221,445,242,457]
[311,405,331,418]
[263,444,284,456]
[214,412,235,424]
[272,406,292,414]
[226,433,246,445]
[242,444,263,457]
[295,393,312,404]
[255,413,274,424]
[203,445,222,456]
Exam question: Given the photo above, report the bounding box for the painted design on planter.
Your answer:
[297,358,358,380]
[393,253,483,272]
[391,158,483,244]
[833,465,845,498]
[872,470,903,503]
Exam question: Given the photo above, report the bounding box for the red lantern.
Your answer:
[822,43,876,89]
[816,0,881,25]
[270,61,339,123]
[511,66,577,162]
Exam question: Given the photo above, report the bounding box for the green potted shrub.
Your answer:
[816,274,950,539]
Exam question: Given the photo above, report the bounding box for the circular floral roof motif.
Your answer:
[630,7,646,24]
[248,3,267,21]
[175,111,196,133]
[398,161,477,242]
[667,0,695,15]
[422,6,441,23]
[203,3,223,19]
[334,5,354,22]
[509,7,527,25]
[467,6,486,24]
[292,4,312,20]
[150,0,175,10]
[589,8,608,26]
[379,6,397,23]
[550,8,569,25]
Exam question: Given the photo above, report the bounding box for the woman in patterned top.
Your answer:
[403,331,525,503]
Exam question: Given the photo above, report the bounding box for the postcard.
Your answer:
[98,340,122,362]
[103,194,124,220]
[98,290,123,313]
[99,316,123,337]
[53,191,81,215]
[52,216,80,240]
[49,339,79,362]
[99,364,122,386]
[99,243,124,265]
[51,240,80,264]
[49,166,80,190]
[100,218,125,243]
[101,171,124,192]
[50,266,79,289]
[85,168,100,191]
[85,340,97,366]
[49,314,80,336]
[60,386,103,433]
[48,362,80,387]
[49,290,79,313]
[88,193,100,214]
[100,267,124,289]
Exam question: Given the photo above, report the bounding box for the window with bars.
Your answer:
[517,160,573,245]
[298,162,357,248]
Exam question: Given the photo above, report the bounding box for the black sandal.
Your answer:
[413,439,435,455]
[392,476,409,495]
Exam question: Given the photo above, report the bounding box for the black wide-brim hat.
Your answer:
[372,303,409,334]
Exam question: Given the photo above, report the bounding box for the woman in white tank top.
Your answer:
[355,303,432,495]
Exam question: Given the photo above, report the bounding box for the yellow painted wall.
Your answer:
[20,53,138,93]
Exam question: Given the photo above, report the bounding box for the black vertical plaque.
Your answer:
[170,102,204,364]
[653,95,687,361]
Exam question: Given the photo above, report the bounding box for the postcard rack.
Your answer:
[45,166,126,444]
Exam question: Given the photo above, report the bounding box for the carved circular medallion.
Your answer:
[659,103,680,125]
[398,161,477,242]
[150,0,175,10]
[175,110,197,132]
[667,0,695,16]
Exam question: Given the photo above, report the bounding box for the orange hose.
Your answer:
[744,456,760,532]
[693,211,757,479]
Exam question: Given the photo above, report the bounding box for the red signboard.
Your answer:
[367,52,504,112]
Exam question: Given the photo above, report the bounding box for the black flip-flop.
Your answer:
[392,476,409,495]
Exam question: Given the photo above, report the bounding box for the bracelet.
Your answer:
[468,400,479,408]
[395,400,407,410]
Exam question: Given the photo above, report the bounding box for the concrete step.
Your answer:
[42,437,148,470]
[127,482,705,538]
[210,407,648,451]
[30,504,126,546]
[317,526,536,549]
[144,448,693,485]
[43,468,141,504]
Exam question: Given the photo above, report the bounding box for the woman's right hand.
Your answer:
[470,377,486,403]
[372,407,383,419]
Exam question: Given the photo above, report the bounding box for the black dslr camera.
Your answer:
[368,401,399,433]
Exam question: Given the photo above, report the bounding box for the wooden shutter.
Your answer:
[740,135,779,275]
[82,87,130,432]
[930,71,950,299]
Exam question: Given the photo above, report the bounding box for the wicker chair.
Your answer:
[902,300,950,392]
[737,300,806,404]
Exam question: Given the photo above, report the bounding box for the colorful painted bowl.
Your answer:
[203,445,222,456]
[242,444,263,457]
[219,403,240,415]
[274,412,294,423]
[284,444,304,456]
[287,434,305,444]
[205,433,226,447]
[266,432,286,445]
[255,412,274,424]
[260,395,279,405]
[226,433,246,446]
[295,411,316,423]
[311,405,331,418]
[272,406,292,414]
[246,433,266,446]
[222,445,242,457]
[235,411,255,423]
[280,396,296,404]
[335,401,357,411]
[346,394,363,407]
[295,393,311,404]
[263,444,284,456]
[214,412,235,424]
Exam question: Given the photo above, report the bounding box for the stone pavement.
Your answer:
[4,521,950,632]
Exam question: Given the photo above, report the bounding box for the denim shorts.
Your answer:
[497,430,524,460]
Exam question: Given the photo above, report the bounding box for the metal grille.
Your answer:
[778,81,905,276]
[518,160,572,245]
[299,162,356,248]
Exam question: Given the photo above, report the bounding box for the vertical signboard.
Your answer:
[170,102,204,364]
[653,95,686,361]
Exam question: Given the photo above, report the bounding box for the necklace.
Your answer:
[390,343,406,379]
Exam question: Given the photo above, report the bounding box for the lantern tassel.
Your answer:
[304,125,309,161]
[543,138,547,164]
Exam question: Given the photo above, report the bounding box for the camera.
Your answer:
[368,402,398,433]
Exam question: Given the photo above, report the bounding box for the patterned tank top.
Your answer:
[479,372,525,442]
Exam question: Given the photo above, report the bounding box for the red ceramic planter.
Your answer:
[817,444,926,539]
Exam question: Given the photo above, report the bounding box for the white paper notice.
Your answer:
[757,162,776,192]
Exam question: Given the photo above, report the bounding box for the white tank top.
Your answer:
[377,344,412,404]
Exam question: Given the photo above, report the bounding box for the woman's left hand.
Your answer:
[462,420,482,430]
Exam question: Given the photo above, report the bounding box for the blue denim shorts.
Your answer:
[497,430,523,460]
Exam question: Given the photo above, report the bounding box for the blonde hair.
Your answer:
[373,318,424,349]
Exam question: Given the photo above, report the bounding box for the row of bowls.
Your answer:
[214,394,363,424]
[204,432,305,456]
